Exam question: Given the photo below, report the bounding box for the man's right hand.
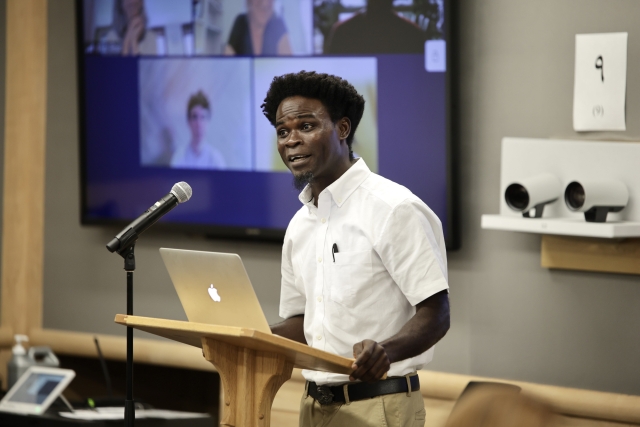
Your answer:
[350,339,390,382]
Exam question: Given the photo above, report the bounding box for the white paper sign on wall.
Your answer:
[573,32,627,131]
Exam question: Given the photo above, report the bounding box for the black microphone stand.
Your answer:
[118,243,136,427]
[105,182,191,426]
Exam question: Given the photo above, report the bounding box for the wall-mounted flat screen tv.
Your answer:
[78,0,456,246]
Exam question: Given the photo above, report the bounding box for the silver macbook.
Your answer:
[159,248,271,333]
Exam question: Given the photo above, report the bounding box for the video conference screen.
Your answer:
[79,0,451,241]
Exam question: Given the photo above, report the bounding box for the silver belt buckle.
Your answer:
[316,385,334,405]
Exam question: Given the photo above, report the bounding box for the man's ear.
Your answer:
[337,117,351,141]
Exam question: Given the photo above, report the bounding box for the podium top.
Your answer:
[115,314,354,375]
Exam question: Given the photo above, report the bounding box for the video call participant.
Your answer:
[225,0,292,56]
[171,91,226,170]
[263,71,450,427]
[324,0,426,54]
[94,0,155,55]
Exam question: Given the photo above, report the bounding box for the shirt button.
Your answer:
[321,218,326,223]
[317,257,322,263]
[316,335,322,341]
[317,296,323,303]
[337,198,343,204]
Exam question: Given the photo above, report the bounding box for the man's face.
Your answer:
[188,105,210,143]
[275,96,350,186]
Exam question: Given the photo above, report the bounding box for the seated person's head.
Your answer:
[187,91,211,144]
[445,386,558,427]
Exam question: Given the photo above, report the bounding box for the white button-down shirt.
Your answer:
[279,159,449,385]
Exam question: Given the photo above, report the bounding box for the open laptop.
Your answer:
[0,366,75,415]
[159,248,271,333]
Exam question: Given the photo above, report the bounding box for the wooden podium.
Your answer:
[115,315,354,427]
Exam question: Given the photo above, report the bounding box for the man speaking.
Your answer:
[263,71,450,427]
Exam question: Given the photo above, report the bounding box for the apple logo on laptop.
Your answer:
[208,284,221,302]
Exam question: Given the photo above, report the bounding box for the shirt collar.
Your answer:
[297,158,372,210]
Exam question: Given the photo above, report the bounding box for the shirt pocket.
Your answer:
[331,249,373,308]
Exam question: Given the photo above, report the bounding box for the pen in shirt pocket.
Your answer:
[332,243,339,262]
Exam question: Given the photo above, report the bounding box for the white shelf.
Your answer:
[483,138,640,239]
[481,215,640,238]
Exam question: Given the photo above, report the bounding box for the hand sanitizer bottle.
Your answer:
[7,334,34,389]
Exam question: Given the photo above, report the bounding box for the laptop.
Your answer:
[0,366,75,415]
[159,248,271,333]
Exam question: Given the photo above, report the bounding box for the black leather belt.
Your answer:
[307,375,420,405]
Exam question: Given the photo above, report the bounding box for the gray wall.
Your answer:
[35,0,640,396]
[440,0,640,394]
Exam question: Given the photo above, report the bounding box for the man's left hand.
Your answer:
[350,339,390,382]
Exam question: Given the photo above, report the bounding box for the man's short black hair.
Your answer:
[261,71,365,148]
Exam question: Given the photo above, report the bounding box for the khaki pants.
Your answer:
[299,385,426,427]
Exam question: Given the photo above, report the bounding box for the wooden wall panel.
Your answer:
[0,0,48,336]
[29,328,215,372]
[541,235,640,275]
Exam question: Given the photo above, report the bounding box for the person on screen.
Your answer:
[91,0,157,55]
[262,71,449,427]
[117,0,146,55]
[224,0,293,56]
[171,91,226,170]
[324,0,427,54]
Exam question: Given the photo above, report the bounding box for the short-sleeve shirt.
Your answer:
[227,13,287,56]
[280,159,449,385]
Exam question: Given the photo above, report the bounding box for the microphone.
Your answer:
[106,182,192,253]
